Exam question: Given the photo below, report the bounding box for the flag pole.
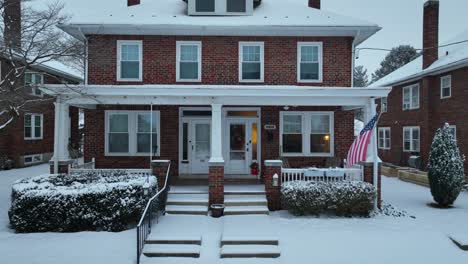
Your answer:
[370,98,380,211]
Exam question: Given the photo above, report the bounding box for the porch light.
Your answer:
[324,135,330,141]
[272,173,279,187]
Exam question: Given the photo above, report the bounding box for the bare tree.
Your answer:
[0,0,84,129]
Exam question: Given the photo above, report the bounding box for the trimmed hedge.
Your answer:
[9,170,157,233]
[282,181,376,217]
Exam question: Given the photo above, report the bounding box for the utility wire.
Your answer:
[356,39,468,53]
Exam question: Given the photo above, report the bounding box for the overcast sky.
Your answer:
[323,0,468,76]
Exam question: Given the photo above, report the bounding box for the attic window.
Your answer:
[196,0,215,12]
[227,0,246,13]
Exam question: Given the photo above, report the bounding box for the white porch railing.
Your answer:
[281,166,363,183]
[69,157,96,170]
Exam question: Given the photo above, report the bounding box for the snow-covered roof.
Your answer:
[371,30,468,88]
[32,60,83,83]
[31,0,380,44]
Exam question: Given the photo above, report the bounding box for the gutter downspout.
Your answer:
[370,98,379,211]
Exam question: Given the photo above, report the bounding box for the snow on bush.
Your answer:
[282,181,376,217]
[8,170,157,233]
[428,123,465,207]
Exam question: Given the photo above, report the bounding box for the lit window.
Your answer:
[403,84,419,110]
[176,41,202,82]
[440,75,451,99]
[297,42,323,82]
[378,127,391,150]
[403,126,420,152]
[25,72,44,97]
[24,114,43,140]
[117,40,142,81]
[239,42,264,82]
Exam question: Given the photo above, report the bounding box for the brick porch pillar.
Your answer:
[264,160,282,211]
[209,161,224,205]
[151,160,170,191]
[360,162,382,209]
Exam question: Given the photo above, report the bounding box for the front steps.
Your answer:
[221,235,280,258]
[224,185,269,215]
[166,192,209,215]
[143,235,202,258]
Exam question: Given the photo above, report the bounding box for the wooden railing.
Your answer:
[282,166,363,183]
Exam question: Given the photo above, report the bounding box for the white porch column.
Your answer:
[209,103,224,163]
[52,97,71,174]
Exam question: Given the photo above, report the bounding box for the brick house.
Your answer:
[44,0,390,207]
[0,0,83,168]
[371,0,468,179]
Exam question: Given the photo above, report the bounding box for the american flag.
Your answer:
[346,113,379,168]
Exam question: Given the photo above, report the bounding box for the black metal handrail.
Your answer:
[136,162,171,264]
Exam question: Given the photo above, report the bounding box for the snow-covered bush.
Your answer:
[282,181,376,216]
[9,170,157,233]
[282,181,331,215]
[428,123,465,207]
[334,181,376,217]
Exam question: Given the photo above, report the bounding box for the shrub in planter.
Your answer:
[428,123,465,207]
[9,170,157,233]
[282,181,331,215]
[334,181,376,217]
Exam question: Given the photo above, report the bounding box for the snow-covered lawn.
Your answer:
[1,165,468,264]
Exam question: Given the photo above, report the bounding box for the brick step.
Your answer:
[146,235,202,245]
[224,195,268,206]
[166,205,208,215]
[224,205,269,215]
[143,244,200,258]
[220,245,280,258]
[221,236,279,246]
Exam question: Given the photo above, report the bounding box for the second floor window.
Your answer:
[403,126,420,152]
[24,113,43,140]
[297,42,323,82]
[381,97,388,113]
[177,41,202,82]
[403,84,419,110]
[25,72,43,97]
[117,40,142,81]
[440,75,451,99]
[239,42,264,82]
[378,127,391,150]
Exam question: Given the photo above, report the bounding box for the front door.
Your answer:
[190,120,211,174]
[226,119,258,174]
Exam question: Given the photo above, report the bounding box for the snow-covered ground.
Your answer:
[1,165,468,264]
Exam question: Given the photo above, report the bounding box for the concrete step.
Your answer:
[143,244,200,258]
[224,185,266,195]
[146,235,202,245]
[221,236,279,246]
[220,245,281,258]
[224,194,268,206]
[167,193,209,206]
[166,205,208,215]
[224,205,269,215]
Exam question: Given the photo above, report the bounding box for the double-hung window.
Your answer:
[176,41,202,82]
[117,40,142,81]
[24,113,43,140]
[440,75,451,99]
[106,111,160,156]
[403,126,420,152]
[281,112,334,156]
[25,72,44,97]
[381,97,388,113]
[403,84,419,110]
[297,42,323,82]
[378,127,391,150]
[239,42,264,82]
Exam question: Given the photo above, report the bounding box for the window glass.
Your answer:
[411,85,419,108]
[120,43,140,79]
[182,122,188,160]
[24,115,32,138]
[137,113,158,153]
[179,44,199,80]
[108,114,129,153]
[196,0,215,12]
[299,45,320,81]
[381,97,388,112]
[282,114,302,153]
[441,76,451,98]
[34,115,42,138]
[403,127,419,152]
[241,45,262,80]
[310,114,331,153]
[227,0,246,12]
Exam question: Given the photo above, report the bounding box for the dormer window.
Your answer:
[189,0,253,16]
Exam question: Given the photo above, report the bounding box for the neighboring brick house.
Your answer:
[371,0,468,178]
[44,0,390,205]
[0,0,83,168]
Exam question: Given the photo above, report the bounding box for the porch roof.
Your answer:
[42,84,391,107]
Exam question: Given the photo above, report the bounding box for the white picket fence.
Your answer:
[281,166,363,183]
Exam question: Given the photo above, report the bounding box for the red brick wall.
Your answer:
[378,67,468,178]
[87,35,352,87]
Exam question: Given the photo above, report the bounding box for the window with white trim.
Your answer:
[403,84,419,110]
[176,41,202,82]
[196,0,215,12]
[25,72,44,97]
[117,40,142,81]
[24,154,42,165]
[381,97,388,113]
[280,112,334,157]
[440,75,451,99]
[448,125,456,141]
[188,0,252,15]
[403,126,420,152]
[297,42,323,82]
[24,114,43,140]
[239,42,264,82]
[105,111,160,156]
[378,127,390,150]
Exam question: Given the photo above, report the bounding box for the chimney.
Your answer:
[308,0,321,9]
[128,0,140,6]
[3,0,21,50]
[423,0,439,69]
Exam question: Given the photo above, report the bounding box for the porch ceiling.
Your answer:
[42,84,391,107]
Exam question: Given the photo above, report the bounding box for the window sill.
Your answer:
[297,79,323,83]
[403,150,420,153]
[117,78,142,82]
[239,79,264,83]
[24,138,43,141]
[440,96,451,100]
[176,79,201,83]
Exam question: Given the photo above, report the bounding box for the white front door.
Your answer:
[190,120,211,174]
[225,119,258,175]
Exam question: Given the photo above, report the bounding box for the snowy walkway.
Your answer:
[0,165,468,264]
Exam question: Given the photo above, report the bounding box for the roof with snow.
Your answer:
[33,60,83,83]
[30,0,380,44]
[371,30,468,88]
